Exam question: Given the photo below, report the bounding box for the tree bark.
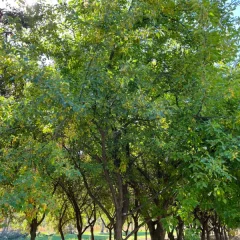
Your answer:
[133,216,139,240]
[147,220,165,240]
[201,223,206,240]
[90,225,94,240]
[74,205,82,240]
[145,225,148,240]
[109,228,112,240]
[176,217,184,240]
[58,203,67,240]
[158,222,166,240]
[219,226,225,240]
[114,209,123,240]
[206,229,210,240]
[29,213,45,240]
[30,218,38,240]
[214,226,220,240]
[69,196,83,240]
[168,230,175,240]
[58,222,65,240]
[99,130,130,240]
[223,226,228,240]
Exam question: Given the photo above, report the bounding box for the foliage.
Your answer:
[0,0,239,240]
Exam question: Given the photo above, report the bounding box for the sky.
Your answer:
[235,5,240,16]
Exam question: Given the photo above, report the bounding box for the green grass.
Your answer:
[32,233,108,240]
[22,231,149,240]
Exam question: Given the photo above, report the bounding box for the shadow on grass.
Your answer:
[33,233,109,240]
[23,231,149,240]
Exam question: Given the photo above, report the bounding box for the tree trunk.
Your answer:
[58,221,65,240]
[206,229,210,240]
[72,202,82,240]
[145,225,148,240]
[212,213,220,240]
[158,223,166,240]
[133,216,139,240]
[219,226,224,240]
[109,228,112,240]
[201,229,206,240]
[30,218,38,240]
[147,220,165,240]
[214,226,220,240]
[59,226,65,240]
[168,230,175,240]
[177,217,184,240]
[91,225,94,240]
[201,223,206,240]
[58,203,67,240]
[223,227,228,240]
[114,210,123,240]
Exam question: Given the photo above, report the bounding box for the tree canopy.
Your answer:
[0,0,239,240]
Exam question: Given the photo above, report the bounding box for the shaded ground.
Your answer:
[1,231,240,239]
[12,231,149,240]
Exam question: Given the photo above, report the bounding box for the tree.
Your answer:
[0,1,239,240]
[57,176,96,240]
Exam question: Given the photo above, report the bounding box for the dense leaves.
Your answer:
[0,0,239,240]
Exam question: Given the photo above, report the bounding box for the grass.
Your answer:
[21,231,149,240]
[33,233,108,240]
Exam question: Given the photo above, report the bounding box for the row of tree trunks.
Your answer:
[213,225,229,240]
[30,213,231,240]
[167,217,184,240]
[194,209,229,240]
